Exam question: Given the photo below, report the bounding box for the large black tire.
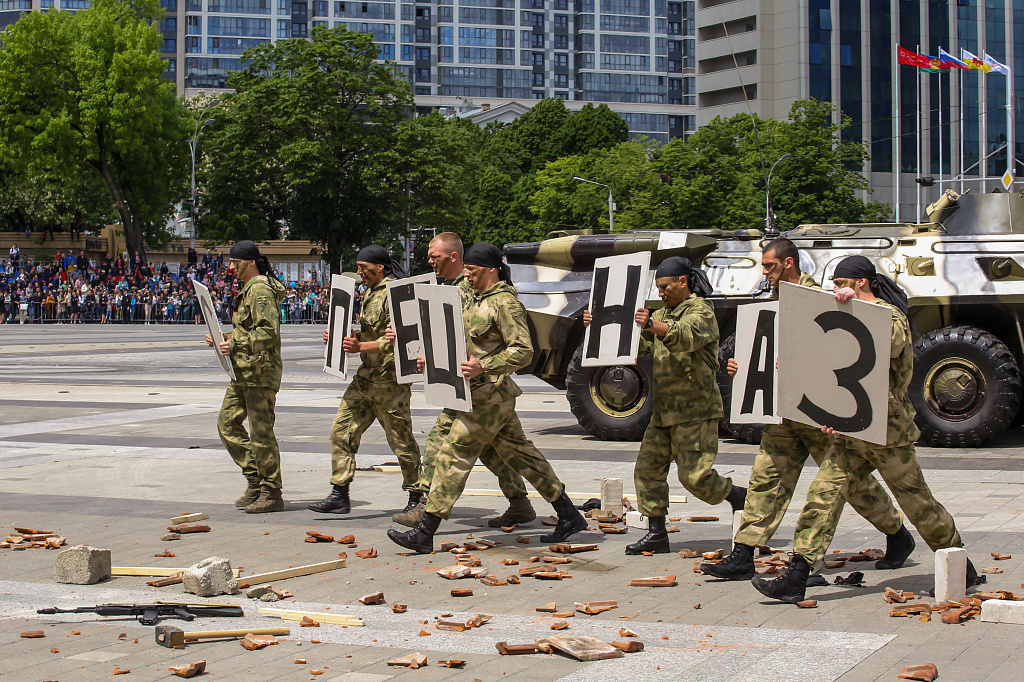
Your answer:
[566,346,653,441]
[717,333,765,445]
[910,325,1022,447]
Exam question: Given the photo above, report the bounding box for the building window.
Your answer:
[416,68,431,81]
[187,15,201,34]
[415,86,431,94]
[532,51,543,65]
[277,19,289,35]
[438,45,453,61]
[533,72,544,85]
[439,26,453,43]
[416,46,430,60]
[162,38,176,51]
[161,17,177,32]
[554,34,567,48]
[415,27,430,41]
[165,58,177,72]
[439,5,452,21]
[415,5,428,18]
[554,52,567,66]
[531,33,544,47]
[402,44,412,60]
[555,73,568,86]
[380,43,395,59]
[292,22,307,36]
[278,0,288,13]
[186,36,201,52]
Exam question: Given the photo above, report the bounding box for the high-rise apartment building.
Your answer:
[694,0,1024,220]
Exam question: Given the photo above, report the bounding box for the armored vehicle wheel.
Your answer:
[565,346,653,441]
[910,325,1022,447]
[717,334,765,445]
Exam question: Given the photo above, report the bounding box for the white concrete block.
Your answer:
[54,545,111,585]
[600,478,623,516]
[934,547,967,603]
[731,510,743,550]
[183,556,238,597]
[981,599,1024,625]
[625,510,647,529]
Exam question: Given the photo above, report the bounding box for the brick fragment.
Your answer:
[168,661,207,678]
[45,537,65,549]
[575,601,618,615]
[885,587,907,603]
[387,652,428,669]
[687,516,719,522]
[166,524,210,534]
[611,641,644,653]
[438,542,458,551]
[500,558,519,565]
[294,660,306,665]
[537,602,557,613]
[897,663,939,681]
[541,516,558,526]
[480,575,507,586]
[495,641,539,655]
[437,660,465,668]
[300,616,320,627]
[154,549,176,558]
[519,565,548,576]
[20,631,45,638]
[678,549,701,558]
[392,603,408,613]
[618,628,637,637]
[941,605,976,624]
[337,535,355,544]
[553,611,574,618]
[600,526,627,534]
[702,550,724,561]
[359,591,385,605]
[543,556,572,564]
[269,586,294,599]
[516,536,531,544]
[549,543,598,554]
[890,604,931,617]
[113,667,130,675]
[501,526,517,532]
[551,621,569,630]
[355,548,377,559]
[666,526,680,533]
[456,555,481,567]
[13,527,50,534]
[991,552,1011,560]
[161,534,181,542]
[796,600,818,609]
[451,588,474,597]
[436,565,472,579]
[240,634,278,650]
[507,575,520,584]
[418,630,431,636]
[629,575,677,587]
[147,575,183,587]
[534,570,571,580]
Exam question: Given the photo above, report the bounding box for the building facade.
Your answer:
[695,0,1024,221]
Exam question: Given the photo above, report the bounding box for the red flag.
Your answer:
[897,46,931,69]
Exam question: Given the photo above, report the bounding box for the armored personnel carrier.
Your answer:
[504,189,1024,448]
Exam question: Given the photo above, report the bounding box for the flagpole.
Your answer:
[982,58,988,193]
[959,60,965,194]
[939,72,944,192]
[895,46,901,221]
[1009,87,1015,189]
[917,44,922,221]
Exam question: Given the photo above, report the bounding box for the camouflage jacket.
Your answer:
[640,293,723,426]
[464,281,533,404]
[229,274,286,389]
[876,299,920,447]
[772,272,820,298]
[355,277,397,384]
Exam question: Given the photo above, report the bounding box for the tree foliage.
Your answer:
[0,0,189,256]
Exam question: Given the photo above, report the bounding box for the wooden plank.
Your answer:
[170,513,209,525]
[462,490,686,504]
[258,607,364,626]
[112,567,242,578]
[236,559,345,587]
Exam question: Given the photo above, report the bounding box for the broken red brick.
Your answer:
[451,588,474,597]
[941,606,976,624]
[294,659,307,665]
[619,628,638,637]
[161,534,181,542]
[884,587,907,604]
[537,602,557,613]
[359,591,385,605]
[269,587,294,599]
[600,526,628,534]
[310,670,325,675]
[113,667,130,675]
[702,550,724,561]
[480,575,507,587]
[534,570,571,580]
[166,524,210,534]
[687,516,719,522]
[392,603,408,613]
[71,631,81,636]
[891,604,931,617]
[542,556,572,564]
[240,634,278,650]
[20,631,45,638]
[629,575,677,587]
[796,600,818,609]
[438,541,458,552]
[611,641,644,653]
[519,565,548,577]
[897,663,939,681]
[13,527,50,534]
[495,641,539,655]
[548,543,598,553]
[299,616,320,627]
[387,652,428,669]
[992,552,1012,561]
[507,575,521,584]
[823,559,846,569]
[50,648,59,653]
[575,601,618,615]
[418,630,431,636]
[44,537,65,549]
[550,621,569,630]
[678,549,701,558]
[436,565,472,579]
[516,536,531,544]
[355,548,377,559]
[337,535,355,544]
[168,661,207,678]
[437,660,466,668]
[154,549,176,558]
[500,558,519,566]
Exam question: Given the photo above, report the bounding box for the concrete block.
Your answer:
[731,510,743,550]
[54,545,111,585]
[934,547,967,603]
[981,599,1024,625]
[600,478,623,516]
[625,511,647,529]
[182,556,238,597]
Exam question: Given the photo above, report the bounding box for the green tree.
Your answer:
[200,26,413,271]
[654,99,890,231]
[0,0,190,258]
[555,103,630,157]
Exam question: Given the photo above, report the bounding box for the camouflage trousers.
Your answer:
[329,376,420,491]
[634,419,731,518]
[218,382,282,490]
[413,408,529,499]
[794,438,962,567]
[424,397,564,520]
[734,419,903,548]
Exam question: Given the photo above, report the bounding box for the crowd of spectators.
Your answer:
[1,245,341,325]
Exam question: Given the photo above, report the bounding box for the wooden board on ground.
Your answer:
[258,608,365,626]
[170,513,209,525]
[461,490,686,503]
[112,567,241,578]
[236,559,346,587]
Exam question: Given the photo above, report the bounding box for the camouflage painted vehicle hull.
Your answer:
[505,190,1024,448]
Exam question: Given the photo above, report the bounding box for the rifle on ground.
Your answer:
[37,602,244,626]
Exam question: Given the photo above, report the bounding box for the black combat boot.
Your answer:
[398,491,424,513]
[539,492,588,543]
[392,492,426,527]
[488,497,537,527]
[307,484,350,514]
[725,485,747,512]
[235,474,261,508]
[876,524,916,570]
[387,512,442,554]
[966,558,980,588]
[751,553,811,604]
[700,542,755,579]
[625,515,671,555]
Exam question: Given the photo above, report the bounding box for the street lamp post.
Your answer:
[188,99,220,250]
[572,176,615,232]
[764,153,792,238]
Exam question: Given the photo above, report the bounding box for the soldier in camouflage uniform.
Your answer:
[753,256,976,604]
[308,245,421,516]
[391,232,534,529]
[597,256,745,555]
[387,243,587,554]
[207,240,287,514]
[702,240,908,581]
